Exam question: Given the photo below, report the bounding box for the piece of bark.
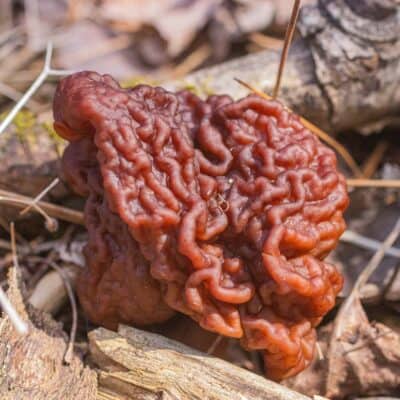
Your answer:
[169,0,400,133]
[89,325,311,400]
[0,266,97,400]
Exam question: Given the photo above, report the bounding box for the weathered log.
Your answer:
[89,325,311,400]
[170,0,400,133]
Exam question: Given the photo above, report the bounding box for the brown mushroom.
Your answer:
[53,71,348,380]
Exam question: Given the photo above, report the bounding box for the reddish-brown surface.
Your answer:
[54,71,348,380]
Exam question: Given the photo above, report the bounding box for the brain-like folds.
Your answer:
[54,72,348,380]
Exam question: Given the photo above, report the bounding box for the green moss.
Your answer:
[13,110,36,129]
[177,77,214,97]
[120,76,159,88]
[11,110,37,145]
[180,83,202,96]
[42,121,65,155]
[198,76,214,96]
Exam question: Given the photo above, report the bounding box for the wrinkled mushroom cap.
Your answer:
[54,71,348,380]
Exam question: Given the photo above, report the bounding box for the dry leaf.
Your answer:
[99,0,221,57]
[285,297,400,399]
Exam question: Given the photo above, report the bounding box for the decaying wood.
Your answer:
[89,325,311,400]
[0,266,96,400]
[170,0,400,133]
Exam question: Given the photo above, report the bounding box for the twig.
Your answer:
[10,223,19,270]
[316,342,324,361]
[234,78,363,177]
[20,177,60,216]
[346,179,400,188]
[0,81,42,112]
[334,217,400,338]
[171,44,211,79]
[352,218,400,291]
[0,287,28,335]
[0,42,74,136]
[0,188,84,225]
[248,33,284,51]
[0,194,58,232]
[341,230,400,258]
[51,261,78,364]
[207,335,224,355]
[0,224,29,335]
[30,257,78,364]
[272,0,301,98]
[361,141,388,179]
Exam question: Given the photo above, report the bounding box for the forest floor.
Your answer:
[0,1,400,399]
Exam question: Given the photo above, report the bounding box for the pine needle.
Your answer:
[273,0,301,98]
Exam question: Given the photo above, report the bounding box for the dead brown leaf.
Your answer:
[99,0,221,57]
[285,298,400,399]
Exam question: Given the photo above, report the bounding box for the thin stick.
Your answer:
[171,44,211,78]
[0,188,84,225]
[0,42,74,136]
[341,230,400,258]
[234,78,363,177]
[0,287,28,335]
[10,223,19,269]
[206,335,224,355]
[346,179,400,188]
[0,224,29,335]
[334,217,400,338]
[0,81,42,112]
[249,33,284,51]
[0,214,28,245]
[34,258,78,364]
[20,177,60,216]
[353,218,400,291]
[54,263,77,364]
[1,195,58,232]
[272,0,301,98]
[0,43,53,134]
[316,342,324,361]
[361,141,388,179]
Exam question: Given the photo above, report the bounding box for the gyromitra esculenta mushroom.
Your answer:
[53,71,348,380]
